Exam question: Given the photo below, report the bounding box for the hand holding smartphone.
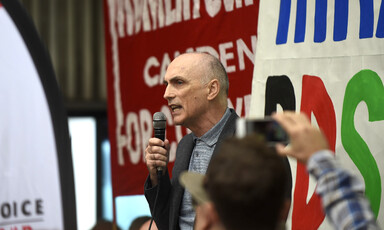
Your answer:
[236,116,289,146]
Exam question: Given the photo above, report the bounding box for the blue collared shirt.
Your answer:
[179,108,231,230]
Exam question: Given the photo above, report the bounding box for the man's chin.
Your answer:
[172,117,184,126]
[173,120,184,126]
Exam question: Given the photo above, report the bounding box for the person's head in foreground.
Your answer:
[180,135,289,230]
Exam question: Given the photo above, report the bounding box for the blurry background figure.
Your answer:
[129,216,158,230]
[139,219,158,230]
[90,220,122,230]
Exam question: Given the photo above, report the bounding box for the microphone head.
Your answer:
[153,112,166,129]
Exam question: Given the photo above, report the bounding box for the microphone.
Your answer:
[153,112,166,174]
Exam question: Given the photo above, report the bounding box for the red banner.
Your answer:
[104,0,260,197]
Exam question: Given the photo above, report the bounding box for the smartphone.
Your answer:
[236,117,289,145]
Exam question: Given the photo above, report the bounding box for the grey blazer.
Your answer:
[144,108,239,230]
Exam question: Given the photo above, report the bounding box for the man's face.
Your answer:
[163,54,209,128]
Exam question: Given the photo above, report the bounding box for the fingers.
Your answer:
[146,149,168,162]
[164,139,170,152]
[272,111,310,135]
[148,137,166,147]
[145,138,169,171]
[273,111,330,164]
[275,143,289,156]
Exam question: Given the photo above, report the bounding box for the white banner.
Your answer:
[251,0,384,229]
[0,1,76,229]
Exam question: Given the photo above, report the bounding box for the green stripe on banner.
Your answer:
[341,69,384,218]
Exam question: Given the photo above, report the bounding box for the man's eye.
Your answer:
[176,80,183,85]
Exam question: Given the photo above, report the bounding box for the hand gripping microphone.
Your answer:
[153,112,166,174]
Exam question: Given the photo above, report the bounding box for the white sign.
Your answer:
[0,1,74,229]
[251,0,384,229]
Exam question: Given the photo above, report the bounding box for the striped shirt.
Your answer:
[179,108,231,230]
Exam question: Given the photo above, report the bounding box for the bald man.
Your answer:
[144,52,239,230]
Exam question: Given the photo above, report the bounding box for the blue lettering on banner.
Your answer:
[314,0,327,42]
[276,0,384,44]
[276,0,291,44]
[294,0,307,43]
[360,0,374,39]
[377,1,384,37]
[334,0,348,41]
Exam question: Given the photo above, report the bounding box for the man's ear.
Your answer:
[206,202,221,224]
[194,203,212,230]
[207,79,220,101]
[194,202,221,230]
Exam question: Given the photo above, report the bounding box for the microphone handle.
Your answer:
[154,128,165,173]
[154,128,165,141]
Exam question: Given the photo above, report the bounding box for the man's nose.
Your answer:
[163,85,174,100]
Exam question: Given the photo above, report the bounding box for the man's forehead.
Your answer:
[171,53,205,68]
[163,53,206,82]
[164,65,187,81]
[164,63,192,81]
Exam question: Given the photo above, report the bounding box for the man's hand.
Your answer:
[145,137,170,186]
[272,112,329,165]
